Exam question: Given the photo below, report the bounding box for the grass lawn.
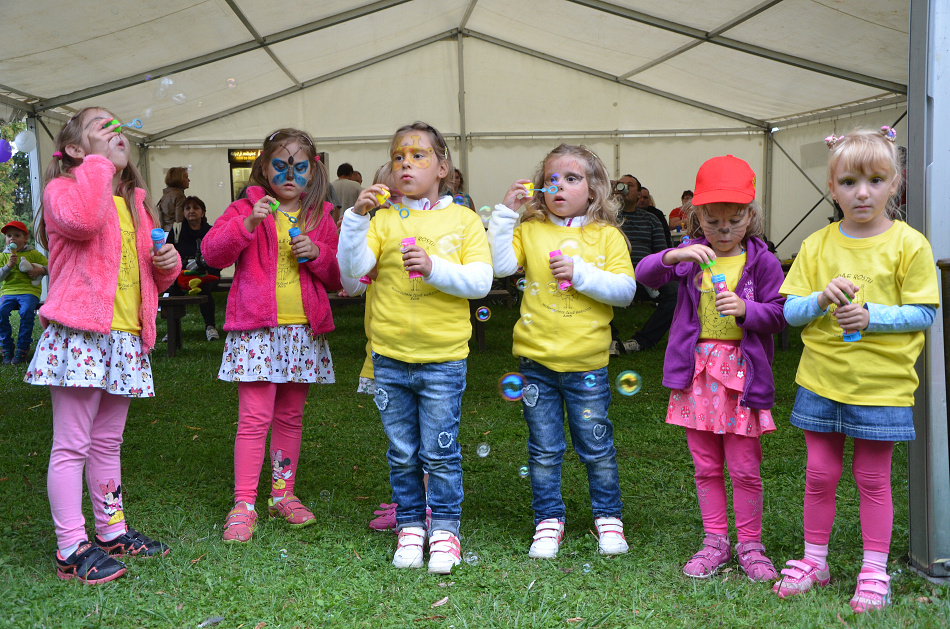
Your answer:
[0,294,947,628]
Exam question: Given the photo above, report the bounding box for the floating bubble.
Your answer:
[595,255,606,268]
[320,489,331,501]
[218,182,224,188]
[616,370,642,396]
[464,552,479,565]
[693,268,712,293]
[528,282,541,295]
[498,372,525,401]
[477,206,492,221]
[0,140,12,163]
[142,107,154,120]
[521,313,534,326]
[172,93,187,105]
[13,130,36,153]
[582,563,591,573]
[454,195,464,205]
[682,235,690,244]
[516,278,527,291]
[154,76,174,99]
[476,307,491,322]
[516,266,524,274]
[226,77,237,88]
[582,408,593,421]
[519,466,529,478]
[591,320,598,329]
[559,238,580,258]
[582,372,597,388]
[477,443,491,458]
[437,233,461,255]
[551,173,560,182]
[279,548,288,560]
[144,74,153,81]
[546,282,558,294]
[453,224,466,240]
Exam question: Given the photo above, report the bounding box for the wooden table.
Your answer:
[158,295,208,357]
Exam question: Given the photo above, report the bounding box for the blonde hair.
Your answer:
[373,162,392,186]
[248,128,329,233]
[37,107,159,249]
[521,144,622,233]
[388,122,454,195]
[683,198,766,242]
[827,127,902,219]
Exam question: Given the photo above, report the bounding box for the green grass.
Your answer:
[0,295,947,628]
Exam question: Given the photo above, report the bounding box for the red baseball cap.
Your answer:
[1,220,28,236]
[692,155,756,206]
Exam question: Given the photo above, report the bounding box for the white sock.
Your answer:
[241,501,256,511]
[98,529,124,542]
[60,541,81,558]
[270,496,283,505]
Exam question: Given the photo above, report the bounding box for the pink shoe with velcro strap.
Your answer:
[773,558,831,598]
[850,571,890,613]
[392,526,426,569]
[427,530,461,574]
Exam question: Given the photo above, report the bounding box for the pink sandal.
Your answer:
[773,558,830,598]
[734,541,778,581]
[850,571,890,613]
[683,533,731,578]
[369,503,398,531]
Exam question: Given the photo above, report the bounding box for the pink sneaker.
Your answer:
[773,558,831,598]
[850,571,890,613]
[222,502,258,543]
[268,494,315,528]
[369,503,397,531]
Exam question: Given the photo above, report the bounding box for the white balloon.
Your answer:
[13,130,36,153]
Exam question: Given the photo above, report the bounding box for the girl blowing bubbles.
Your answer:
[636,156,786,581]
[202,129,341,543]
[27,107,181,584]
[338,122,491,574]
[488,144,636,559]
[775,128,939,613]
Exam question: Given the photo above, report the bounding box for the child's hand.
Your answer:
[366,264,379,282]
[402,242,432,277]
[151,242,178,271]
[89,119,121,159]
[25,263,45,279]
[662,243,716,266]
[549,252,574,282]
[817,277,858,311]
[291,231,319,262]
[354,185,388,216]
[834,301,868,334]
[5,252,17,268]
[502,179,533,211]
[245,196,275,232]
[715,291,746,318]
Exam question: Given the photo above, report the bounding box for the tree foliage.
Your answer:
[0,121,33,231]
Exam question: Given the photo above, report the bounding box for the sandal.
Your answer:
[222,502,258,543]
[683,533,731,578]
[734,541,778,581]
[369,502,397,531]
[850,571,890,613]
[773,558,830,598]
[268,494,316,528]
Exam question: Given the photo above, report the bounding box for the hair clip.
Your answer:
[52,151,63,160]
[880,126,897,142]
[824,134,843,149]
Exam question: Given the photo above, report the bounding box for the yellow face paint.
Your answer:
[392,134,434,170]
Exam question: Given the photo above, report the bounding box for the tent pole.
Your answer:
[763,130,773,239]
[457,32,468,178]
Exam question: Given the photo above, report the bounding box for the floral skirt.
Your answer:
[666,340,774,436]
[24,323,154,398]
[218,325,335,384]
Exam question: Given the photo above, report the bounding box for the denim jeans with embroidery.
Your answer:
[519,357,623,525]
[372,352,465,537]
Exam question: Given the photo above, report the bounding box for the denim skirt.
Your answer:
[789,386,915,441]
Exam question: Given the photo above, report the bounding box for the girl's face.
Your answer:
[829,164,896,232]
[391,132,447,200]
[265,140,313,204]
[73,108,131,171]
[700,203,750,257]
[544,155,590,219]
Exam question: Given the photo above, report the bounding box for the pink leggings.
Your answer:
[686,429,764,541]
[47,387,131,552]
[234,381,309,505]
[803,430,894,553]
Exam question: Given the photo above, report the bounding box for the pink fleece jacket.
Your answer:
[201,186,342,334]
[40,154,181,353]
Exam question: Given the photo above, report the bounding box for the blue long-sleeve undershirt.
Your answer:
[784,292,936,332]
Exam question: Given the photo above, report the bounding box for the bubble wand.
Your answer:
[549,249,572,290]
[841,294,862,342]
[270,201,308,264]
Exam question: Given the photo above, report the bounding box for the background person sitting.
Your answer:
[168,196,221,341]
[669,190,693,232]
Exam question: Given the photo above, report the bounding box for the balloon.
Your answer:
[13,130,36,153]
[0,139,12,163]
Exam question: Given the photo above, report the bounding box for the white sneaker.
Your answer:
[206,326,219,341]
[608,340,620,357]
[528,518,564,559]
[392,526,426,569]
[595,517,629,555]
[427,530,461,574]
[622,339,642,353]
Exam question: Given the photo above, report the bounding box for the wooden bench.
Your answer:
[158,295,208,357]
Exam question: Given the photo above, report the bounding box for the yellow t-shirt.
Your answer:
[512,220,634,372]
[698,253,746,341]
[112,197,141,334]
[780,221,939,406]
[366,202,491,363]
[275,210,307,325]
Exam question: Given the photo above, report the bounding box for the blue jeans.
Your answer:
[519,357,623,524]
[0,294,39,355]
[372,352,465,536]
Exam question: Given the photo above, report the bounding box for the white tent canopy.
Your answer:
[0,0,909,257]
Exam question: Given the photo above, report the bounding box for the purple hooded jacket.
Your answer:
[635,236,786,409]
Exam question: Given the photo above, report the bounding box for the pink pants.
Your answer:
[234,381,309,505]
[47,387,131,552]
[803,430,894,553]
[686,428,764,541]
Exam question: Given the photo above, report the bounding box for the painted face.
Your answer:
[699,203,750,257]
[829,165,896,232]
[265,140,312,203]
[391,133,446,199]
[544,155,591,220]
[79,109,130,171]
[3,228,28,251]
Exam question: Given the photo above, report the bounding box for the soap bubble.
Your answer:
[13,130,36,153]
[521,313,534,326]
[528,282,541,295]
[546,282,558,294]
[226,77,237,88]
[516,278,527,291]
[477,206,492,221]
[218,182,224,188]
[693,269,712,293]
[154,76,174,99]
[498,373,525,401]
[582,372,597,388]
[582,563,591,573]
[595,255,606,268]
[682,235,690,244]
[145,74,153,81]
[464,552,479,565]
[476,307,491,322]
[559,238,580,258]
[582,408,593,421]
[615,370,642,396]
[453,224,465,240]
[454,195,464,205]
[437,233,461,255]
[319,489,331,501]
[0,140,12,163]
[172,93,187,105]
[591,320,598,329]
[477,443,491,458]
[519,466,529,478]
[279,548,288,560]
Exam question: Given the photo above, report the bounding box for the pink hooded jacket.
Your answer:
[40,154,181,353]
[201,186,341,334]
